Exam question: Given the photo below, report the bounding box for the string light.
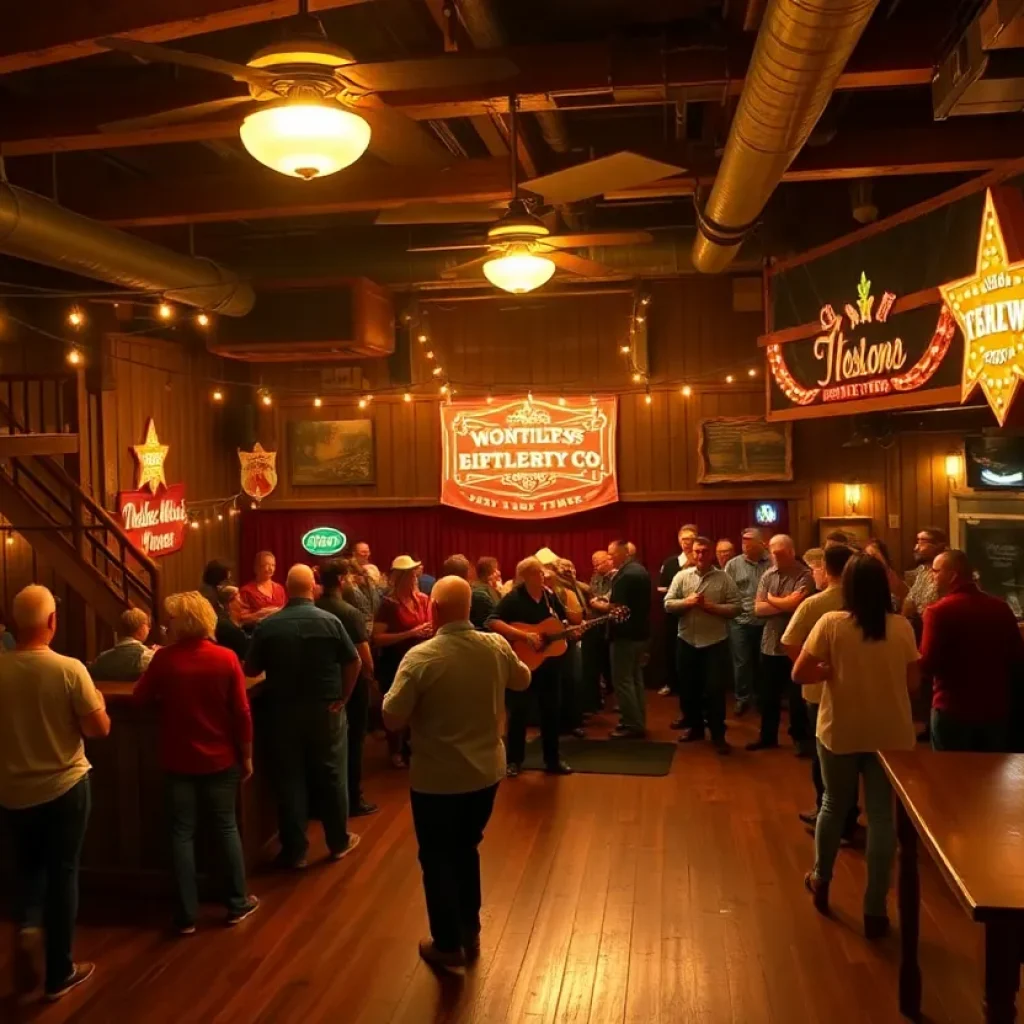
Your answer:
[5,534,12,547]
[640,294,651,306]
[250,501,258,510]
[748,368,757,377]
[725,374,735,384]
[425,350,435,360]
[417,333,428,343]
[632,372,642,383]
[485,394,494,404]
[258,389,272,407]
[644,391,653,405]
[635,315,645,324]
[190,519,200,531]
[217,512,224,522]
[358,397,367,409]
[66,347,83,366]
[313,396,323,408]
[67,307,84,328]
[440,384,449,395]
[558,396,566,406]
[431,366,443,377]
[229,506,241,517]
[620,345,631,354]
[157,302,174,321]
[211,388,224,402]
[681,385,692,397]
[403,392,412,403]
[196,312,210,328]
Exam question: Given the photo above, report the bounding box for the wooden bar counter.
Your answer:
[76,677,279,895]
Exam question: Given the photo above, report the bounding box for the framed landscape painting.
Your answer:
[289,419,375,486]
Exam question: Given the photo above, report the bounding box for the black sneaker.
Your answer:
[44,962,95,1002]
[351,800,379,817]
[226,895,260,926]
[329,833,362,861]
[506,762,521,778]
[544,760,573,775]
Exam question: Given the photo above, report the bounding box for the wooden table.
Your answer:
[881,750,1024,1023]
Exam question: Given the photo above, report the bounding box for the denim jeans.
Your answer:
[268,701,350,863]
[411,783,498,953]
[676,638,730,741]
[930,708,1008,752]
[166,766,248,926]
[729,621,763,706]
[610,638,648,733]
[5,775,91,993]
[806,704,860,833]
[814,745,895,917]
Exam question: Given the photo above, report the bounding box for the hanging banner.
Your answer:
[118,482,188,557]
[940,187,1024,427]
[765,271,961,421]
[440,396,617,518]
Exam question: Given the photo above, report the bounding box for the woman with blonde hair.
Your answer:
[134,591,258,934]
[373,557,432,767]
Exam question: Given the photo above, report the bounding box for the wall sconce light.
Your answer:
[844,481,863,515]
[945,449,964,483]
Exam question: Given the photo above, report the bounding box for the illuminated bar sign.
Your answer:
[301,526,346,556]
[440,396,617,519]
[766,272,960,421]
[940,187,1024,426]
[117,420,187,557]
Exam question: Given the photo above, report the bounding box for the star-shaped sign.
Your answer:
[940,187,1024,426]
[132,419,169,494]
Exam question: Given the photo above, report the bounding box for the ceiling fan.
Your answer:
[95,4,518,179]
[407,102,672,294]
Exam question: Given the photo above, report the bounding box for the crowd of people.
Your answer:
[2,521,1023,994]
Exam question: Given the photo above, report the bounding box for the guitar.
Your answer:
[509,606,630,672]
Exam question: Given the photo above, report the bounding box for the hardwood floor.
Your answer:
[1,699,1015,1023]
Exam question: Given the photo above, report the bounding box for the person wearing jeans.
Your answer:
[0,584,110,1001]
[793,554,919,936]
[606,539,652,739]
[247,565,362,867]
[665,536,741,753]
[724,528,771,714]
[384,576,531,967]
[134,590,258,931]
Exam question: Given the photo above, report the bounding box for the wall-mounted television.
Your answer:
[965,435,1024,490]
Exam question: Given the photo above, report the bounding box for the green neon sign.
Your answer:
[301,527,347,557]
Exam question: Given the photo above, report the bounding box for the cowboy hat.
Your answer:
[535,547,560,565]
[390,555,423,572]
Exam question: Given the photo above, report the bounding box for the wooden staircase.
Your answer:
[0,372,160,634]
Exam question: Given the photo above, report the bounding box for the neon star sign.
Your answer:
[940,187,1024,426]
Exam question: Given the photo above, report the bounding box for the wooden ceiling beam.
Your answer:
[0,34,936,157]
[72,116,1019,227]
[0,0,371,75]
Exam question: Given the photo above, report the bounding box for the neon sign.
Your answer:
[768,273,957,412]
[940,187,1024,426]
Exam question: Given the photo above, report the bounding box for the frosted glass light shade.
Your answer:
[482,251,556,294]
[239,104,371,180]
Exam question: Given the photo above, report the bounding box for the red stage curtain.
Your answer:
[238,500,788,587]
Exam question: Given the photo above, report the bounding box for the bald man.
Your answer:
[384,576,530,969]
[749,535,814,753]
[246,564,362,868]
[0,585,110,1001]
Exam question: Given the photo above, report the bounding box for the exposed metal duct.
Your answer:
[0,184,254,315]
[692,0,880,273]
[455,0,571,153]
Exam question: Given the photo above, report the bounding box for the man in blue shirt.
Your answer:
[724,528,771,716]
[246,564,361,869]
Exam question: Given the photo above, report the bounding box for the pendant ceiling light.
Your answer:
[239,102,371,180]
[482,246,556,294]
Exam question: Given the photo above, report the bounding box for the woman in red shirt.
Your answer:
[238,550,286,627]
[373,556,432,767]
[134,591,258,934]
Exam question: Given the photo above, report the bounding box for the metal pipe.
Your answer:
[0,184,254,315]
[692,0,879,274]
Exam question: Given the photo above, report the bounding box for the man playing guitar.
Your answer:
[487,556,578,778]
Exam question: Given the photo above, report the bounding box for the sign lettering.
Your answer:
[441,396,617,519]
[301,527,347,556]
[117,482,188,558]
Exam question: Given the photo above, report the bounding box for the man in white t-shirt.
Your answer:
[782,545,858,837]
[0,585,111,1002]
[383,575,530,970]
